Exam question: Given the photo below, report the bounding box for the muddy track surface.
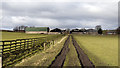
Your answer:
[49,35,95,68]
[49,35,70,67]
[71,35,95,68]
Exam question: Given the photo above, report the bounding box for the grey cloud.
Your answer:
[1,2,118,30]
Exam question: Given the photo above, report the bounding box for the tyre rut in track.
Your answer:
[71,35,95,68]
[49,35,70,67]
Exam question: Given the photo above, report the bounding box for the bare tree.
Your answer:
[13,25,28,32]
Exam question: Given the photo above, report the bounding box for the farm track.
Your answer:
[49,35,70,67]
[49,35,95,68]
[12,35,95,67]
[71,35,95,68]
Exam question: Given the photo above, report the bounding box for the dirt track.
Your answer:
[49,35,95,68]
[49,35,70,67]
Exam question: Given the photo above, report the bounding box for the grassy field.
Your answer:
[73,34,118,66]
[1,32,50,41]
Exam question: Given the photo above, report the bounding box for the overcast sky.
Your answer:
[0,0,119,30]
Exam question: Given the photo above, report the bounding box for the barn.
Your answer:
[49,28,62,34]
[25,27,49,34]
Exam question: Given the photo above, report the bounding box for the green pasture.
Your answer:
[1,32,56,41]
[73,34,118,66]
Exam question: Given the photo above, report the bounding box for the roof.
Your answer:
[25,27,49,31]
[50,28,61,32]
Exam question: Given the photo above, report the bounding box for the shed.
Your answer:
[25,27,49,34]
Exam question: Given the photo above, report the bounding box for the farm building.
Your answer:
[106,30,116,35]
[49,28,62,34]
[25,27,49,34]
[70,28,98,35]
[70,29,85,34]
[86,29,97,35]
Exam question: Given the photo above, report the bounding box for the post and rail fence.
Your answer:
[0,36,58,67]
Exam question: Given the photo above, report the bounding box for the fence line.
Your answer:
[0,36,57,67]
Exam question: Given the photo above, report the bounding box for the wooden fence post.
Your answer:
[49,41,50,46]
[27,39,29,56]
[2,41,4,67]
[27,39,30,56]
[24,39,26,59]
[44,42,46,51]
[33,39,35,51]
[26,40,28,49]
[53,40,54,45]
[20,40,21,50]
[10,41,12,53]
[27,39,29,54]
[15,40,17,51]
[29,39,32,55]
[31,39,34,54]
